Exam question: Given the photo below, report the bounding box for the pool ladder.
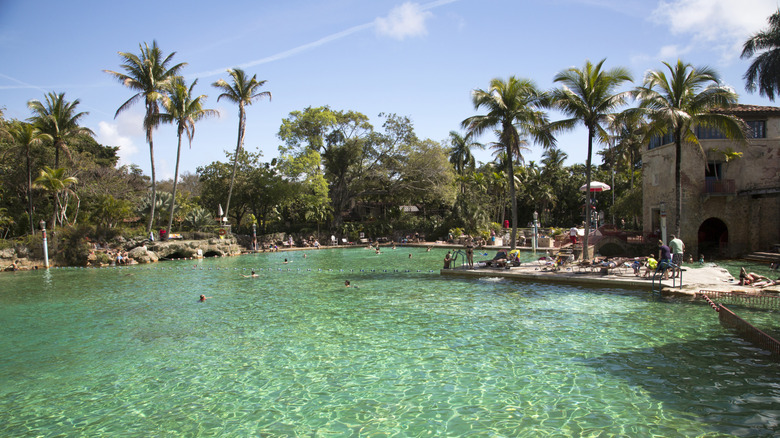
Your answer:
[651,263,682,297]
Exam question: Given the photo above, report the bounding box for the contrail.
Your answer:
[189,0,459,79]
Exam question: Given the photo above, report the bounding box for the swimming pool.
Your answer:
[1,247,778,436]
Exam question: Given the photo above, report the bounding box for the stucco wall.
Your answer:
[642,131,780,258]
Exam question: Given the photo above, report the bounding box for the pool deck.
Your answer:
[439,263,780,297]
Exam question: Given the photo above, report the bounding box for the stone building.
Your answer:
[641,104,780,259]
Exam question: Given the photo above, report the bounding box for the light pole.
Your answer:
[659,201,667,244]
[532,211,538,254]
[40,220,49,269]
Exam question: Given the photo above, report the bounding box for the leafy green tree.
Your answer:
[90,194,132,228]
[157,77,218,238]
[462,77,553,249]
[212,68,271,221]
[104,40,186,234]
[741,8,780,100]
[278,106,370,227]
[636,60,745,236]
[33,166,78,229]
[549,59,632,259]
[6,122,51,234]
[27,92,93,168]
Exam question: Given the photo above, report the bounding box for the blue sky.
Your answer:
[1,0,778,180]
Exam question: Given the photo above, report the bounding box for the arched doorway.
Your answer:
[698,218,728,259]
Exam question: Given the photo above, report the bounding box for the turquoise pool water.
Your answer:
[1,247,779,436]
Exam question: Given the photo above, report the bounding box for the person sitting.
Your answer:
[643,255,658,278]
[631,259,642,276]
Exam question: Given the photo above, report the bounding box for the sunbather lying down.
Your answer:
[480,250,521,268]
[739,267,770,286]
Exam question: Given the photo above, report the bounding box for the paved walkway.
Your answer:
[440,262,780,297]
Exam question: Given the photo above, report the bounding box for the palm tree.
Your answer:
[157,77,218,239]
[636,60,745,236]
[741,8,780,101]
[212,68,271,222]
[462,77,553,250]
[27,92,93,168]
[448,130,483,176]
[549,59,633,260]
[104,40,186,235]
[6,122,52,234]
[33,166,78,230]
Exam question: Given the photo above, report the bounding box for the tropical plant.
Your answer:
[184,207,213,231]
[549,59,633,260]
[635,60,745,236]
[6,121,52,234]
[104,40,186,235]
[212,68,271,221]
[157,77,218,239]
[741,8,780,101]
[27,92,93,168]
[448,130,483,177]
[462,77,554,250]
[33,166,78,229]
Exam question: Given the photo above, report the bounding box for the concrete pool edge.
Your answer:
[439,265,780,297]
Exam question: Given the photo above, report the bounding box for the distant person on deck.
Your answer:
[669,235,685,278]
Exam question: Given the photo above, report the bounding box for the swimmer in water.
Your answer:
[199,294,212,302]
[345,280,358,289]
[241,270,259,278]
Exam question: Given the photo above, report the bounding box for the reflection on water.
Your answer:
[0,248,778,436]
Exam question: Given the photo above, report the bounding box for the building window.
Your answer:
[706,161,723,180]
[746,120,766,138]
[695,125,726,139]
[648,131,674,150]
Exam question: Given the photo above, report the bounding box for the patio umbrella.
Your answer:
[579,181,611,192]
[218,204,224,217]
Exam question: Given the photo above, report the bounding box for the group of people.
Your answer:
[652,235,685,280]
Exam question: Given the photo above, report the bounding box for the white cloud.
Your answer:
[658,43,691,60]
[375,2,433,40]
[651,0,777,61]
[95,111,143,166]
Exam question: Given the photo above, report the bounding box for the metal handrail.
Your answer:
[651,262,682,295]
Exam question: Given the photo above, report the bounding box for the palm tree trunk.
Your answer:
[166,131,183,240]
[582,128,594,261]
[225,104,246,221]
[507,145,518,250]
[26,151,34,236]
[674,134,682,237]
[146,127,157,235]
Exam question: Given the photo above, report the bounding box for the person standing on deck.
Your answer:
[669,234,685,278]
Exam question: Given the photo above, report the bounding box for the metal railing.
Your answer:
[697,290,780,310]
[697,292,780,359]
[703,179,736,194]
[651,262,681,295]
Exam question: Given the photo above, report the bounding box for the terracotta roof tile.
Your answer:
[714,103,780,115]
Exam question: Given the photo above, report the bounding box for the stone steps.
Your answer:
[743,250,780,263]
